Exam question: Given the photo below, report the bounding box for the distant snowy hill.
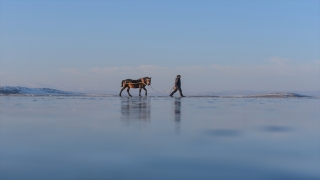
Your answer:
[183,92,316,98]
[193,91,317,98]
[0,86,81,95]
[242,92,312,98]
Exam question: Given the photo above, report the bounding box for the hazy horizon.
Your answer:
[1,85,320,97]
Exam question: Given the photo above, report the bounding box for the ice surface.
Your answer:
[0,96,319,180]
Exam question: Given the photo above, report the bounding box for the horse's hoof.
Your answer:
[119,95,122,97]
[129,95,132,97]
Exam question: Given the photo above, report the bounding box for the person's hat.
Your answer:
[177,75,181,77]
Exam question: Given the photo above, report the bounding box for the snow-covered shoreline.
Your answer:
[0,86,82,95]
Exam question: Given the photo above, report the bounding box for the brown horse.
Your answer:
[119,77,151,97]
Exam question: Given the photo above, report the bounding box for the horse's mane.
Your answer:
[133,77,150,83]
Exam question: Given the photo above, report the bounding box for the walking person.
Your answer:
[170,75,185,97]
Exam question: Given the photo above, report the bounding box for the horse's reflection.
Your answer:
[121,97,150,121]
[174,98,181,133]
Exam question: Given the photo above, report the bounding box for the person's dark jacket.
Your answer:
[174,78,181,87]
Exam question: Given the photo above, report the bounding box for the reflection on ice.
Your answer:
[205,129,241,137]
[263,125,292,132]
[174,98,181,122]
[174,98,181,134]
[121,97,150,121]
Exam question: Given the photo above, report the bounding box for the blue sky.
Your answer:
[0,0,319,93]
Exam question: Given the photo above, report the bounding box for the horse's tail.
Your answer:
[121,80,124,87]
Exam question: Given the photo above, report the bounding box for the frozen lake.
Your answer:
[0,96,319,180]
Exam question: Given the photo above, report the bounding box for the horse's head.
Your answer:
[144,77,151,86]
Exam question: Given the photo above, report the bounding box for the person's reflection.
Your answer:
[174,98,181,133]
[121,97,150,122]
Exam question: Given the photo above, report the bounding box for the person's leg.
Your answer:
[170,87,177,96]
[177,87,184,97]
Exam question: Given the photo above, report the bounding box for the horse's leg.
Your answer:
[119,86,126,97]
[143,86,147,96]
[127,87,132,97]
[139,87,142,97]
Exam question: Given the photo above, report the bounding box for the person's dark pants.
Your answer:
[170,86,183,97]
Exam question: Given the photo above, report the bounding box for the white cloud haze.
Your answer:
[1,57,319,93]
